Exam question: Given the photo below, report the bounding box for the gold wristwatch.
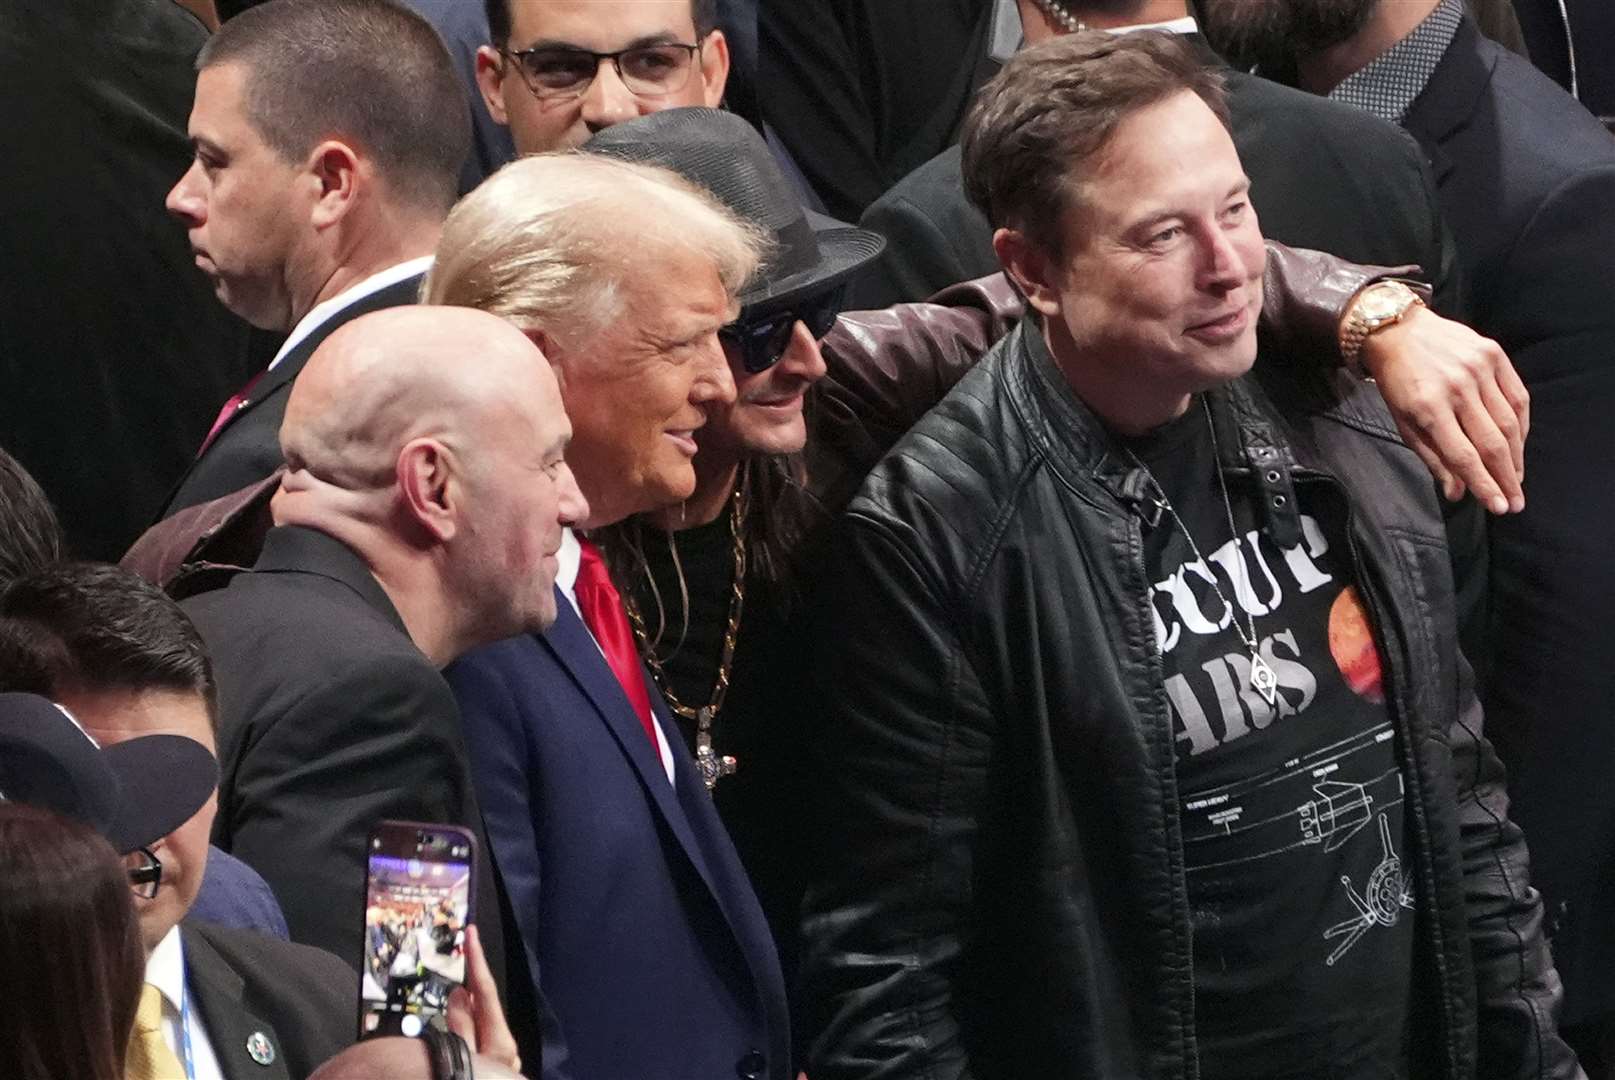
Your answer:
[1339,280,1425,375]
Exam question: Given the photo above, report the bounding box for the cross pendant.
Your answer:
[1249,652,1279,706]
[696,744,738,790]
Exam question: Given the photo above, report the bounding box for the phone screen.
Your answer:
[359,821,475,1038]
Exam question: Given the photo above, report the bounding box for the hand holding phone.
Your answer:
[359,821,477,1040]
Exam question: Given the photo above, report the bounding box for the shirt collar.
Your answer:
[988,0,1200,59]
[144,924,186,1013]
[1112,15,1200,36]
[1328,0,1464,122]
[556,528,582,613]
[268,255,435,372]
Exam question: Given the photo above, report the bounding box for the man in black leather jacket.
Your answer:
[799,31,1580,1080]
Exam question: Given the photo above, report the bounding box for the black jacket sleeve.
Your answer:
[801,515,993,1080]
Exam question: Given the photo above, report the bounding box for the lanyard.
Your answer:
[177,977,198,1080]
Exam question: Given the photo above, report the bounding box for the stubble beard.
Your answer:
[1197,0,1380,71]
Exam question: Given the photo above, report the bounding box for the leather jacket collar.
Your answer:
[1004,316,1306,548]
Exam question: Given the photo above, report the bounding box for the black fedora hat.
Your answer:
[585,108,885,313]
[0,692,217,854]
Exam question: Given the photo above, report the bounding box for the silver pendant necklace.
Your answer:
[1124,398,1280,706]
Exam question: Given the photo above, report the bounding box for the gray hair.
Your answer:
[424,153,767,352]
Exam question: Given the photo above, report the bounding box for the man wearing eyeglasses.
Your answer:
[0,565,357,1080]
[476,0,730,156]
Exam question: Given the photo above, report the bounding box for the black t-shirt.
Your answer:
[628,511,736,736]
[1124,403,1414,1079]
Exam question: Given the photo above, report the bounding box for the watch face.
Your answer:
[1362,284,1414,321]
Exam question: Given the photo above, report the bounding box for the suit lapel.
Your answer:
[1402,18,1495,182]
[225,275,426,434]
[540,593,728,899]
[159,275,425,516]
[181,926,292,1080]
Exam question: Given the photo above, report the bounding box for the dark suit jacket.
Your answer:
[848,40,1462,317]
[0,0,254,560]
[759,0,1001,221]
[192,844,290,940]
[182,920,355,1080]
[160,274,423,517]
[446,590,790,1080]
[179,526,510,1007]
[1401,15,1615,1023]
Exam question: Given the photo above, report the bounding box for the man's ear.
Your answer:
[396,439,459,544]
[475,45,512,127]
[994,226,1063,318]
[306,140,361,230]
[699,30,731,107]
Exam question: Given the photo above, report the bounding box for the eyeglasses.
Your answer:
[501,41,704,101]
[125,846,162,900]
[720,286,846,374]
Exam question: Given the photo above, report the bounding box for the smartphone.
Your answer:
[358,820,476,1039]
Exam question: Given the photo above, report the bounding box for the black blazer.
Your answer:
[160,274,423,517]
[0,0,255,560]
[848,39,1461,317]
[178,526,510,1007]
[182,920,355,1080]
[1401,16,1615,1024]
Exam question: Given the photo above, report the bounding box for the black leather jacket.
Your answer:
[800,319,1579,1079]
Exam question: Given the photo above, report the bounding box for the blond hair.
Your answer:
[424,153,767,351]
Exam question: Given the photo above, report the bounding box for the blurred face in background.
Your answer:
[478,0,730,155]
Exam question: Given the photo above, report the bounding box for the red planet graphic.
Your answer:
[1328,586,1384,703]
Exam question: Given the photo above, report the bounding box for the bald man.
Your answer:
[180,307,586,1001]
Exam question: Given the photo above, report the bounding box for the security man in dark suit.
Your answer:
[0,0,255,561]
[1197,0,1615,1065]
[158,0,469,517]
[0,566,355,1080]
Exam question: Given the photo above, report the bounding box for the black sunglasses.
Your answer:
[126,846,162,900]
[719,285,846,374]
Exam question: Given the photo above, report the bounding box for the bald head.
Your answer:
[281,306,560,493]
[274,304,588,664]
[309,1037,524,1080]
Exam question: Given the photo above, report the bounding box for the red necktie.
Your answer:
[198,370,266,457]
[573,539,658,747]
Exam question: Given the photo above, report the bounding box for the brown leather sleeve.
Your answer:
[120,471,280,591]
[812,274,1019,513]
[1259,242,1422,362]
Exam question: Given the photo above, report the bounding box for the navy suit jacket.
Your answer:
[1401,16,1615,1024]
[447,590,790,1080]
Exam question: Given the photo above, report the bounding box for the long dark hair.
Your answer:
[0,803,145,1080]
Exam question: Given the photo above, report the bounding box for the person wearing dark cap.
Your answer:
[0,567,357,1080]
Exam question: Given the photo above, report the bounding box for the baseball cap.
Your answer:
[0,691,218,854]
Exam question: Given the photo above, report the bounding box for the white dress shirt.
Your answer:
[557,528,677,784]
[266,255,435,373]
[146,925,226,1080]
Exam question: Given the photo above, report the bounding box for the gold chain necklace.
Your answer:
[622,472,747,789]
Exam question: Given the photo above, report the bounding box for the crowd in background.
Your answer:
[2,0,1614,1078]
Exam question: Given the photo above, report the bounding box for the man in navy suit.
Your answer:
[158,0,470,517]
[1200,0,1615,1065]
[431,155,790,1080]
